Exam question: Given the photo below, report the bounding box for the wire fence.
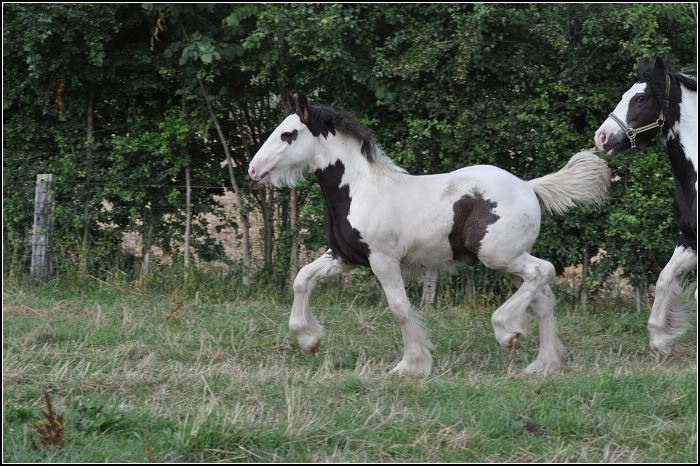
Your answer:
[10,175,321,284]
[6,173,665,310]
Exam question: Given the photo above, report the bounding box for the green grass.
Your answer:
[3,278,697,462]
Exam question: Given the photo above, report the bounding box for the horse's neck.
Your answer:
[665,84,698,187]
[314,135,389,197]
[316,158,358,204]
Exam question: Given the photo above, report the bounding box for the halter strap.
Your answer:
[608,73,670,149]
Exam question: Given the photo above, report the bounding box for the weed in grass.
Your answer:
[144,429,158,463]
[165,302,186,320]
[34,391,64,449]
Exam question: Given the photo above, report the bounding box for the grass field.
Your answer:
[3,277,697,462]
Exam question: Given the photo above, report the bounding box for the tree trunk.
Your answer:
[254,187,274,271]
[692,4,698,69]
[87,83,94,142]
[140,209,157,286]
[79,83,95,282]
[78,203,91,282]
[184,165,192,280]
[198,79,251,286]
[6,229,22,279]
[264,186,274,270]
[288,188,299,285]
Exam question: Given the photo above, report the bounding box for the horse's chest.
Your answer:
[672,176,697,241]
[317,162,371,266]
[668,137,698,244]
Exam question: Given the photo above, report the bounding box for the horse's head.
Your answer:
[248,93,320,187]
[594,58,671,155]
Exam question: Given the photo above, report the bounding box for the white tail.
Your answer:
[528,150,611,215]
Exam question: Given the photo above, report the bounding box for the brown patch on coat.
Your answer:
[448,189,500,264]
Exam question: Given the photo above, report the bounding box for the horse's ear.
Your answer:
[296,92,311,123]
[655,57,673,73]
[637,59,651,79]
[285,92,297,114]
[652,58,673,90]
[654,57,667,72]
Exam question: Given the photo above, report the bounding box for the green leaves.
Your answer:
[3,3,696,288]
[224,5,260,30]
[76,399,126,434]
[175,36,221,65]
[598,150,676,285]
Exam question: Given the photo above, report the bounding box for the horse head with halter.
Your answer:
[595,58,673,154]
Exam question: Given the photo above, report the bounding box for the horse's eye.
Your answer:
[636,95,646,103]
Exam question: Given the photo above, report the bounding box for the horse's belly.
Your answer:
[400,238,456,269]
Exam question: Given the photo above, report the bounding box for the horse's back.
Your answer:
[373,164,542,267]
[446,164,538,206]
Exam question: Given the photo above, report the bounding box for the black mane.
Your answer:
[675,72,697,92]
[638,59,697,125]
[299,104,378,161]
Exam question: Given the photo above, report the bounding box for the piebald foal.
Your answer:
[250,94,610,376]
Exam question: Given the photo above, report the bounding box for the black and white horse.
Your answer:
[249,94,610,376]
[595,59,697,357]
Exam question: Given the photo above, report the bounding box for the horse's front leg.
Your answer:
[369,253,433,376]
[648,243,697,358]
[290,250,352,354]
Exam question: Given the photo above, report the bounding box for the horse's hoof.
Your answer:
[506,334,519,353]
[298,335,321,355]
[301,340,320,356]
[650,344,671,363]
[649,331,674,362]
[523,358,562,377]
[390,359,432,377]
[308,341,320,355]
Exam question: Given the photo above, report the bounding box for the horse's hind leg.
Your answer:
[512,276,566,375]
[289,250,353,354]
[485,253,556,358]
[527,284,566,375]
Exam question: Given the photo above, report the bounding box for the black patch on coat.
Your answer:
[676,235,697,253]
[448,189,500,264]
[667,135,697,252]
[621,83,665,149]
[281,129,298,144]
[316,160,371,266]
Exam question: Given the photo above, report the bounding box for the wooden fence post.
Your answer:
[31,174,54,282]
[420,270,439,307]
[580,242,589,310]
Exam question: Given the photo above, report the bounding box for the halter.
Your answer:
[608,74,670,149]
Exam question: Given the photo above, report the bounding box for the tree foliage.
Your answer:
[3,3,696,288]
